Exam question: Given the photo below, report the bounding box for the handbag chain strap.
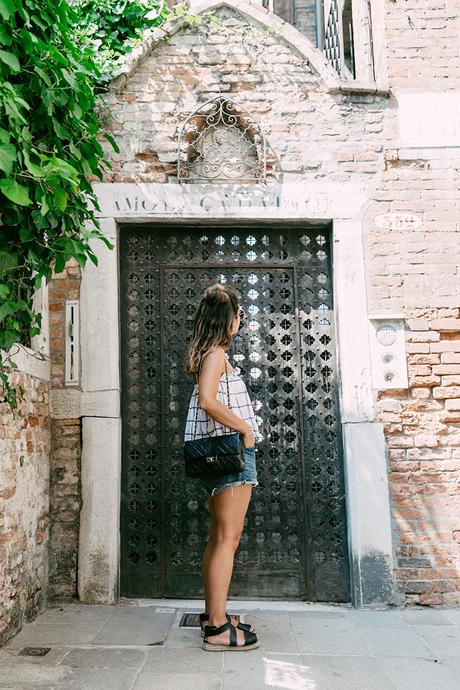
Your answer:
[193,354,231,440]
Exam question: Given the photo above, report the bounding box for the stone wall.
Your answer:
[0,370,50,645]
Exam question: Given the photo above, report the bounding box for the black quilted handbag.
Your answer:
[183,365,245,479]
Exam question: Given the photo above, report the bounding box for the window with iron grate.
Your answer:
[262,0,375,82]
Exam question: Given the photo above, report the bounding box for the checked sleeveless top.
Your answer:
[184,354,263,443]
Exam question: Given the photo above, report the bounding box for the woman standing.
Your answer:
[184,283,262,652]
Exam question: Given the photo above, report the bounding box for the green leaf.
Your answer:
[0,127,9,144]
[23,149,46,178]
[33,65,52,87]
[0,329,17,351]
[0,251,19,275]
[54,187,67,211]
[0,178,31,206]
[103,133,120,153]
[61,68,77,88]
[54,254,66,274]
[0,143,16,176]
[0,301,18,322]
[0,283,10,298]
[0,24,12,45]
[40,195,49,216]
[19,227,34,242]
[0,0,15,21]
[0,49,20,72]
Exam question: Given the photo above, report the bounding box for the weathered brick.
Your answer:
[407,343,430,354]
[430,319,460,331]
[441,353,460,364]
[406,331,440,343]
[431,341,460,353]
[441,375,460,386]
[433,386,460,399]
[433,365,460,375]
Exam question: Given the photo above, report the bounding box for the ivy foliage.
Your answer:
[0,0,119,411]
[0,0,200,413]
[69,0,169,84]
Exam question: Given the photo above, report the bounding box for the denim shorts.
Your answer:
[200,446,258,497]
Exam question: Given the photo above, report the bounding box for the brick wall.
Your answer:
[48,260,82,601]
[0,371,50,645]
[364,0,460,603]
[102,6,388,185]
[378,310,460,605]
[385,0,460,88]
[37,1,459,606]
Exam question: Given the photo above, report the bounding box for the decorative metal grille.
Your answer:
[324,0,343,76]
[119,225,349,601]
[177,97,266,183]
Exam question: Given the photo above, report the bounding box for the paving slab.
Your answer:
[290,615,367,655]
[412,624,460,657]
[357,627,437,659]
[400,609,455,626]
[439,654,460,673]
[0,648,69,667]
[242,613,298,653]
[133,671,223,690]
[3,622,106,649]
[57,647,146,669]
[55,667,140,690]
[144,645,223,674]
[300,654,397,690]
[0,657,68,689]
[442,608,460,626]
[91,607,174,646]
[347,609,407,629]
[36,604,115,625]
[375,655,460,690]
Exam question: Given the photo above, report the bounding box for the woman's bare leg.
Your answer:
[205,484,253,646]
[202,494,215,615]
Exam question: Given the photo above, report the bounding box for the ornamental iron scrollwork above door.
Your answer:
[119,225,349,601]
[177,96,266,183]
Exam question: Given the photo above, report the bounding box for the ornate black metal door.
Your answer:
[119,225,349,601]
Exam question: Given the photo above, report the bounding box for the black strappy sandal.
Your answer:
[199,612,253,637]
[203,619,259,652]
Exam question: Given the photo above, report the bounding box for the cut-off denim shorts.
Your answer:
[200,446,258,497]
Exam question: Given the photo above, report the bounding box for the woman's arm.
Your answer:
[198,347,255,448]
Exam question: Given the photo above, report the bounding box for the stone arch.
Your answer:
[177,95,266,183]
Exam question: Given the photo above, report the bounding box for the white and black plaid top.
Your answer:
[184,355,263,442]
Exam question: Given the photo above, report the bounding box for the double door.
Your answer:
[119,224,349,601]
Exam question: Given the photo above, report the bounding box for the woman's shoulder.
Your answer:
[201,345,226,372]
[204,345,226,360]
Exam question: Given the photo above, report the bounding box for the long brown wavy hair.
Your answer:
[185,283,240,379]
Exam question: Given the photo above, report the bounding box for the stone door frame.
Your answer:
[78,181,396,607]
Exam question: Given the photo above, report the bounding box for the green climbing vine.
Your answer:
[0,0,167,414]
[0,0,210,415]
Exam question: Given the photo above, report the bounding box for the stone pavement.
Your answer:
[1,600,460,690]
